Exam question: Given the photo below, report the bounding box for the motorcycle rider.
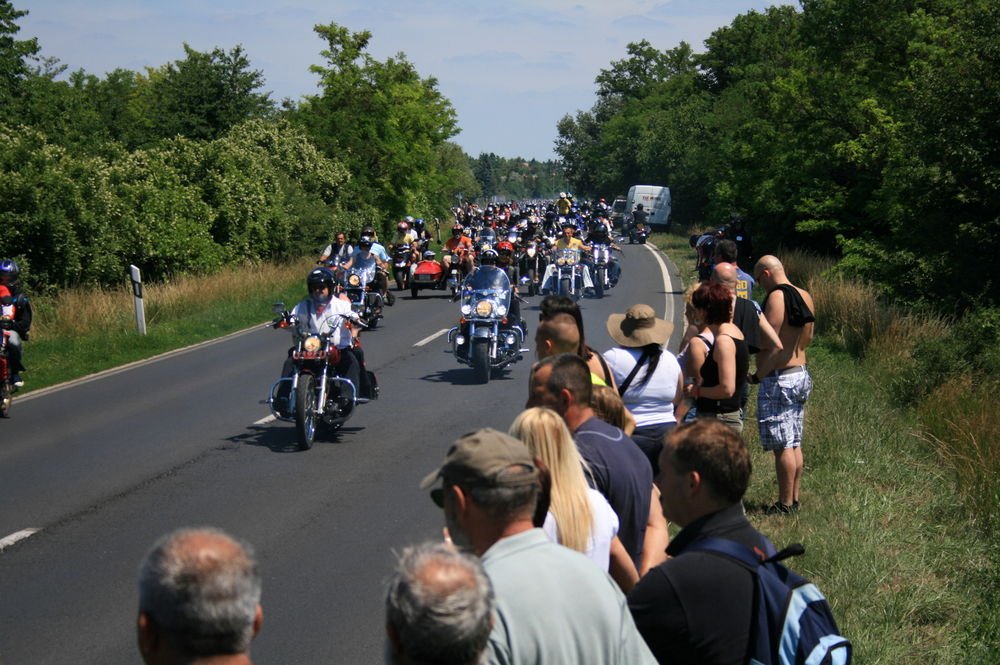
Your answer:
[466,249,525,335]
[343,235,393,305]
[411,218,433,248]
[391,218,420,266]
[585,217,622,287]
[541,220,594,294]
[276,267,368,415]
[628,203,649,239]
[443,223,475,279]
[556,192,572,216]
[0,259,31,388]
[319,231,353,268]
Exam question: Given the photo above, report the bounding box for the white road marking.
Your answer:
[254,415,276,426]
[17,323,265,403]
[414,328,450,347]
[0,528,41,552]
[641,243,678,326]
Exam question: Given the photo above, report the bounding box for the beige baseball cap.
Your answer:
[420,428,539,491]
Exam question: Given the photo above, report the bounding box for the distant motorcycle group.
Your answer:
[263,196,640,446]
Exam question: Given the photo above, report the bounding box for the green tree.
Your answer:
[289,22,458,223]
[0,0,39,123]
[145,44,273,142]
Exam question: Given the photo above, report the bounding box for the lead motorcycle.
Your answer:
[267,306,378,450]
[447,267,526,384]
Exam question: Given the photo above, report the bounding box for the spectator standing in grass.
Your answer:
[751,255,816,515]
[627,420,768,665]
[687,282,749,435]
[384,541,494,665]
[136,527,262,665]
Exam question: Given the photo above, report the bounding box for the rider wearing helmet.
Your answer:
[470,250,524,335]
[0,259,31,388]
[274,267,368,415]
[443,224,475,277]
[585,218,622,286]
[344,235,393,305]
[495,240,516,275]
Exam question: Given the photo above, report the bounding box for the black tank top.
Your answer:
[696,333,749,413]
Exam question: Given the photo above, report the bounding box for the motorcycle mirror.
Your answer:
[272,302,285,314]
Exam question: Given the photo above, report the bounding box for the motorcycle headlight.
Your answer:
[303,335,321,352]
[496,304,508,316]
[475,300,494,317]
[348,274,361,286]
[557,257,567,266]
[461,303,473,316]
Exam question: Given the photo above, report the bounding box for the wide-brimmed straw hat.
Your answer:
[606,304,673,347]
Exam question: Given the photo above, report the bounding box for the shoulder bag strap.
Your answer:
[617,348,651,397]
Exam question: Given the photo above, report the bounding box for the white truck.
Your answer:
[626,185,672,230]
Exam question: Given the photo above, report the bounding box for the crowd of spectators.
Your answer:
[135,247,818,664]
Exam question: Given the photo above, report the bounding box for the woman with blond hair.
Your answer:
[509,407,639,592]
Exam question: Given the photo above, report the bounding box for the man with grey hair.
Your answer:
[422,428,657,665]
[385,541,494,665]
[137,527,263,665]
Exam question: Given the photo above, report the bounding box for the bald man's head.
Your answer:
[754,255,785,287]
[535,313,580,360]
[712,262,738,292]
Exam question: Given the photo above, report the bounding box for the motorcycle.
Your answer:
[629,220,649,244]
[267,307,378,450]
[445,249,469,301]
[341,266,384,329]
[0,328,14,417]
[392,244,412,291]
[447,267,526,384]
[590,242,614,298]
[410,250,444,298]
[552,247,585,300]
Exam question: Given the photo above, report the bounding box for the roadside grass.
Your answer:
[21,259,314,391]
[653,231,1000,662]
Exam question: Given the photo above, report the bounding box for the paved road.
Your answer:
[0,244,683,664]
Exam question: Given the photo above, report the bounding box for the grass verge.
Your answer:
[653,231,999,662]
[20,258,315,391]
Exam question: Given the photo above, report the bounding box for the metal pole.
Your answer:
[129,264,147,335]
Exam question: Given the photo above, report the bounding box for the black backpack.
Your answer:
[687,537,852,665]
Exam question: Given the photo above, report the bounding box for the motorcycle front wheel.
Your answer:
[472,340,490,385]
[594,267,605,298]
[295,374,317,450]
[394,268,408,291]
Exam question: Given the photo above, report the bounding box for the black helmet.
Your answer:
[0,259,19,286]
[358,235,374,248]
[452,224,464,237]
[361,225,377,238]
[636,203,644,211]
[307,267,336,291]
[480,249,499,265]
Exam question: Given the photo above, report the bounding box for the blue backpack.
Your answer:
[687,537,852,665]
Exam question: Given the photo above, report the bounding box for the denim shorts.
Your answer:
[757,368,812,451]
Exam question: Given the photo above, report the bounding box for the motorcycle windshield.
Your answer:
[462,267,511,308]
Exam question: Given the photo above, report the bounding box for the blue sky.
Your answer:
[19,0,784,160]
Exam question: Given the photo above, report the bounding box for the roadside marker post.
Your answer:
[129,264,147,335]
